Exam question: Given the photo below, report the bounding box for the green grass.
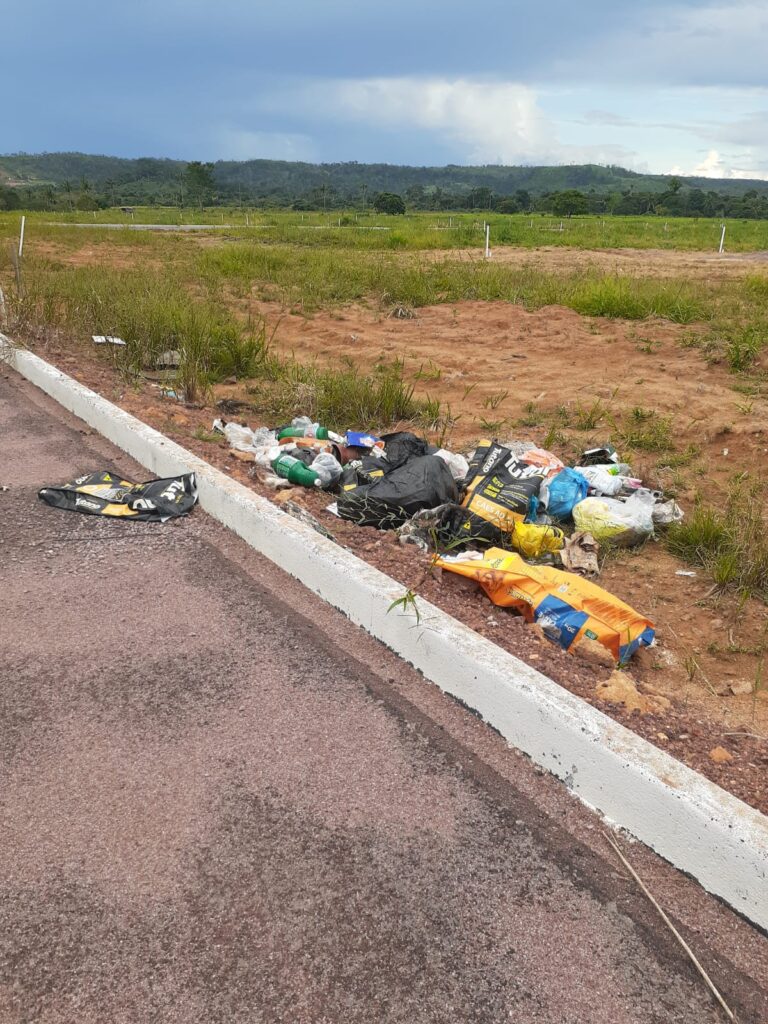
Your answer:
[5,257,431,427]
[247,356,424,427]
[199,244,713,322]
[5,207,768,253]
[666,477,768,601]
[613,407,676,452]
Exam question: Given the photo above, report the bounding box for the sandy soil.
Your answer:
[31,237,768,282]
[423,244,768,280]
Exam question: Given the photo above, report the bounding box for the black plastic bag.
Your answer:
[338,455,457,529]
[381,431,433,469]
[38,470,198,523]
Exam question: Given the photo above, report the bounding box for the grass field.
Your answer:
[3,206,768,251]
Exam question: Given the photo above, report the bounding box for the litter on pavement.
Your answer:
[38,470,198,522]
[214,415,682,661]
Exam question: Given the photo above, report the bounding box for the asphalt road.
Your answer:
[1,367,767,1024]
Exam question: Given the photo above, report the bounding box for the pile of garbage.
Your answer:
[215,417,682,663]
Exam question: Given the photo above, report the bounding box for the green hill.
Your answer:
[1,151,765,199]
[2,151,767,219]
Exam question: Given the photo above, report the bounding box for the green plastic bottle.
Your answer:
[272,452,321,487]
[278,424,330,441]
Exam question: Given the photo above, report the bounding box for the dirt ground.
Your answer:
[424,244,768,280]
[10,240,768,813]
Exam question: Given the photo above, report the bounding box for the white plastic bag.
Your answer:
[434,449,470,481]
[652,499,684,526]
[578,465,624,497]
[213,419,276,457]
[572,491,655,547]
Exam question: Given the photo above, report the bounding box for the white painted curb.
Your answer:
[4,337,768,932]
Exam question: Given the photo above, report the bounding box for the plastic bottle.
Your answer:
[278,423,331,441]
[272,453,321,487]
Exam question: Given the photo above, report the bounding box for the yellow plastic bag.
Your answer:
[509,522,565,559]
[436,547,654,663]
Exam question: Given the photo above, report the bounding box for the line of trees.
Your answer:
[2,167,768,220]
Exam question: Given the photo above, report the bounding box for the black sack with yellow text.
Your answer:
[38,470,198,522]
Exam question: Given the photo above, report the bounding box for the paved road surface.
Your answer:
[1,367,767,1024]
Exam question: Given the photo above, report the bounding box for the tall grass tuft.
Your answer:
[667,477,768,600]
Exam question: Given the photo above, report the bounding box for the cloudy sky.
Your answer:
[4,0,768,178]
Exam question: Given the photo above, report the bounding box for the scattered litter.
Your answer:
[517,446,564,479]
[278,418,344,443]
[213,418,275,454]
[675,570,697,577]
[397,504,457,552]
[436,547,654,662]
[652,499,684,526]
[345,430,383,450]
[572,490,655,548]
[159,386,184,402]
[434,448,469,481]
[339,451,457,529]
[579,444,619,466]
[389,305,416,319]
[92,335,126,346]
[38,470,197,522]
[155,349,181,368]
[560,531,600,576]
[212,416,683,659]
[282,500,337,541]
[509,521,565,559]
[541,467,589,519]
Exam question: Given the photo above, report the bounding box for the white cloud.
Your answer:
[668,148,768,180]
[264,76,636,166]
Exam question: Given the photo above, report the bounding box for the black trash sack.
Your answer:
[337,455,457,529]
[380,431,433,469]
[38,470,198,523]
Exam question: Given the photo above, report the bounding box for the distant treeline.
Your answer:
[2,152,768,219]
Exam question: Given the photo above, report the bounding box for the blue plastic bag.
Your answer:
[544,468,589,520]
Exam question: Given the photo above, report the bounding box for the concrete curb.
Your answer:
[4,337,768,932]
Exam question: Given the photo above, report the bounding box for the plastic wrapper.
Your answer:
[518,447,565,479]
[572,490,655,547]
[213,419,276,458]
[436,547,654,663]
[509,522,565,559]
[652,499,684,526]
[434,448,470,481]
[38,470,198,523]
[578,465,625,497]
[541,468,589,519]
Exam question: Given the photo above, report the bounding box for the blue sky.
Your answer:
[5,0,768,178]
